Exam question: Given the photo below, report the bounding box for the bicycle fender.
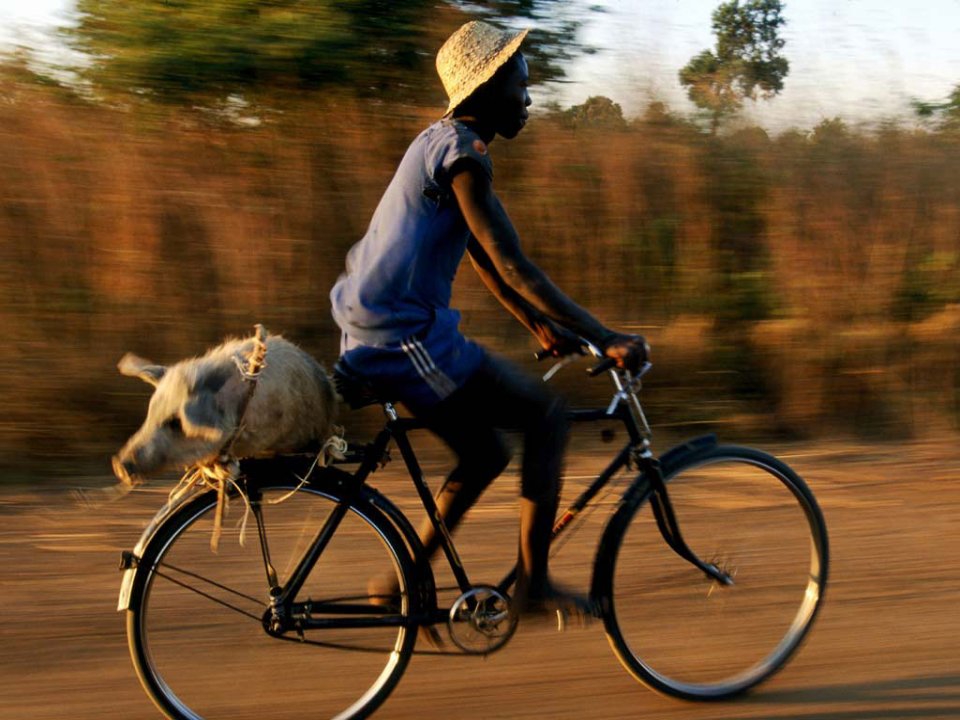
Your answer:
[118,493,199,611]
[658,433,719,475]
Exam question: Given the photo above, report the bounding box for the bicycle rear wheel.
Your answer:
[598,445,828,700]
[126,474,418,720]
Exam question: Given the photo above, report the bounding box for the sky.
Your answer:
[1,0,958,131]
[566,0,960,129]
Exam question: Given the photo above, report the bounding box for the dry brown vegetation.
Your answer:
[1,69,958,480]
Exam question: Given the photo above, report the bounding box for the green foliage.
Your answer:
[913,83,960,132]
[702,130,776,328]
[65,0,410,102]
[62,0,595,109]
[811,116,850,144]
[895,251,960,321]
[679,0,788,132]
[558,95,626,129]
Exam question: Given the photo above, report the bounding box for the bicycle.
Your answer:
[118,343,829,720]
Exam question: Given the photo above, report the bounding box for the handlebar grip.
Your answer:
[534,349,551,362]
[587,357,617,377]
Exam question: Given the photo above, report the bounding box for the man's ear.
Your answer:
[118,353,167,387]
[181,392,224,443]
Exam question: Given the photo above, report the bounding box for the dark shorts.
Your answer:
[340,322,568,497]
[379,350,569,499]
[339,321,485,409]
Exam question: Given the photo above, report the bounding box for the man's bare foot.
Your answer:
[514,580,598,623]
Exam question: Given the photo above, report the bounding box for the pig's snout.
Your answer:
[112,454,142,487]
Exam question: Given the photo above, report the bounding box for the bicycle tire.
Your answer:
[125,471,419,720]
[596,444,829,700]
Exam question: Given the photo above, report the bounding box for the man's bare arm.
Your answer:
[452,165,612,345]
[467,237,581,355]
[452,162,648,369]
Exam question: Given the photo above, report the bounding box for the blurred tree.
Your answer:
[811,116,850,144]
[65,0,422,103]
[639,101,673,127]
[62,0,595,109]
[913,83,960,133]
[679,0,788,133]
[562,95,626,129]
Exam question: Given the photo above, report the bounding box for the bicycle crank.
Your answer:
[448,585,518,654]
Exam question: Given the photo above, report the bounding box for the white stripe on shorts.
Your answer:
[401,337,458,400]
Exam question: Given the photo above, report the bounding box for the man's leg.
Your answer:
[368,389,511,602]
[408,418,511,560]
[481,359,571,609]
[422,354,574,610]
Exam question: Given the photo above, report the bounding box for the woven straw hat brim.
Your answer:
[438,24,529,116]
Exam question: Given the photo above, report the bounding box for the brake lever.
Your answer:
[541,354,578,382]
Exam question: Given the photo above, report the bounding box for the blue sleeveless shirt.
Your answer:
[330,119,491,407]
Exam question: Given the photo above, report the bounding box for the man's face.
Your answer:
[493,54,531,139]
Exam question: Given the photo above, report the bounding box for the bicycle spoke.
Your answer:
[151,566,265,623]
[155,560,266,605]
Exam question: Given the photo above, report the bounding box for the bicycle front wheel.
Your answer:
[126,475,418,720]
[599,445,828,700]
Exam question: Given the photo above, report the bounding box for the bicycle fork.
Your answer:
[638,452,734,587]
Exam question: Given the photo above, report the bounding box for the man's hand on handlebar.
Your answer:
[533,324,650,378]
[534,317,585,359]
[601,333,650,374]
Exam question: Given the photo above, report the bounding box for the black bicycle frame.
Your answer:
[258,396,729,631]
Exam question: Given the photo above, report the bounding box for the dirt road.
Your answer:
[1,437,958,719]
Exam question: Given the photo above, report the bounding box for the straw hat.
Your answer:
[437,21,529,116]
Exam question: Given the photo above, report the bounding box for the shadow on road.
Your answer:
[741,674,960,719]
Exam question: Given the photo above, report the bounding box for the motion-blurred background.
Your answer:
[1,0,958,483]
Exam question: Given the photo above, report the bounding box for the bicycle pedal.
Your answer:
[554,608,595,632]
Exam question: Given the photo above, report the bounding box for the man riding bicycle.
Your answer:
[330,20,647,615]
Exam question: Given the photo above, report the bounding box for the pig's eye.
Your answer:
[163,416,183,433]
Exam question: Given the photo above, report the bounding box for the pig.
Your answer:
[112,330,338,486]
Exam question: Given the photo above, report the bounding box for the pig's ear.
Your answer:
[118,353,167,387]
[181,393,225,443]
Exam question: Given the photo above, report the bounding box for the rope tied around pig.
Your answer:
[168,324,347,552]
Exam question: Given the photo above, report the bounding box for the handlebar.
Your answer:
[534,339,650,379]
[536,338,654,440]
[586,356,618,377]
[534,340,653,382]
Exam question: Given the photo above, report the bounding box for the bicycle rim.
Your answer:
[603,446,828,699]
[127,481,416,720]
